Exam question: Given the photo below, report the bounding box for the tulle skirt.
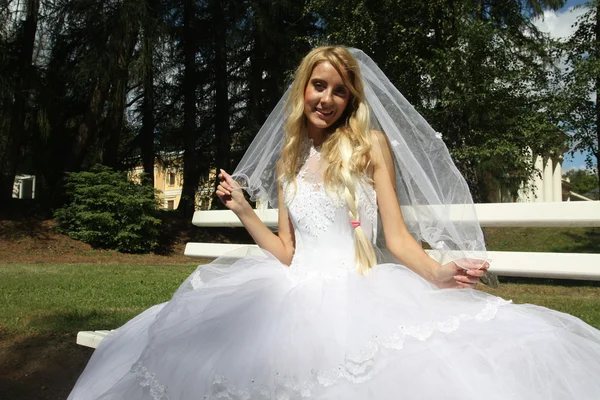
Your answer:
[68,253,600,400]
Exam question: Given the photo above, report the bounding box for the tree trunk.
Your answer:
[67,79,111,172]
[213,0,231,182]
[596,3,600,192]
[141,31,155,186]
[248,23,264,133]
[103,81,127,169]
[103,24,139,169]
[178,0,200,218]
[0,0,40,201]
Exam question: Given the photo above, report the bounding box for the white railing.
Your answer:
[185,202,600,281]
[77,201,600,349]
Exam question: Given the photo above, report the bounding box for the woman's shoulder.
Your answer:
[369,129,387,144]
[368,130,392,163]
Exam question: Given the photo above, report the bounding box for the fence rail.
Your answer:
[78,201,600,349]
[191,202,600,228]
[186,201,600,281]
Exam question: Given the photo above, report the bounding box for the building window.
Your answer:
[168,172,176,186]
[167,200,175,210]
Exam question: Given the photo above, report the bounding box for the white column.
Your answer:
[534,154,544,202]
[553,157,562,202]
[543,157,553,202]
[517,182,527,202]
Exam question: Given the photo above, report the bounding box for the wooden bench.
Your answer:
[76,330,114,349]
[185,201,600,280]
[78,201,600,349]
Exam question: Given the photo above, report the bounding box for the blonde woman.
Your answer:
[69,47,600,400]
[217,47,483,288]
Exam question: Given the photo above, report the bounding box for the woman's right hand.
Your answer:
[216,169,250,215]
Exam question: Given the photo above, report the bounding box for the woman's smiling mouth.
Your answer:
[316,108,334,117]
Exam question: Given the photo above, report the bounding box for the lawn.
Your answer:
[1,269,599,400]
[0,263,199,400]
[484,227,600,254]
[0,263,198,335]
[1,225,599,400]
[2,263,600,337]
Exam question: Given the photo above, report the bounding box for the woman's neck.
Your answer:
[306,124,329,147]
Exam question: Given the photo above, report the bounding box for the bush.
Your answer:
[55,165,162,253]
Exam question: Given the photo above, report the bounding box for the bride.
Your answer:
[68,46,600,400]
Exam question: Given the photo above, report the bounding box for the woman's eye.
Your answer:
[314,82,324,90]
[335,88,347,96]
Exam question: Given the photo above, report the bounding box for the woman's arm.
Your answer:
[216,167,295,265]
[370,131,484,288]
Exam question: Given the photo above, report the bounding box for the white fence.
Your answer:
[185,202,600,281]
[77,201,600,349]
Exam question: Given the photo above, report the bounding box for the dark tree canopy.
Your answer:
[1,0,588,214]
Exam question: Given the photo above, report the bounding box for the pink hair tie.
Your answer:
[350,220,361,229]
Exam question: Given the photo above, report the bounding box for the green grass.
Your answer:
[0,263,197,335]
[1,263,599,336]
[481,278,600,329]
[484,227,600,253]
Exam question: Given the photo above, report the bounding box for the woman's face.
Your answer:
[303,61,351,133]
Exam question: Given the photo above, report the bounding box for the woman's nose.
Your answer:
[320,90,333,105]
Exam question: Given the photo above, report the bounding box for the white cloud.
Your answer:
[532,7,588,40]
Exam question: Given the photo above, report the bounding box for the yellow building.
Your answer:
[129,164,215,210]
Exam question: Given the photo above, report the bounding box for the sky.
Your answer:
[532,0,596,171]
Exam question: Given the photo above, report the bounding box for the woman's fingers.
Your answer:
[217,183,230,196]
[220,169,241,190]
[453,269,480,288]
[466,268,485,277]
[215,189,229,200]
[454,275,477,284]
[220,169,234,186]
[456,258,490,271]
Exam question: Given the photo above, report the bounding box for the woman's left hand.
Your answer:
[434,259,490,289]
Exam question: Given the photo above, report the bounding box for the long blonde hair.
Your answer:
[279,46,377,275]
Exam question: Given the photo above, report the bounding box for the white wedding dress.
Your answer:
[69,143,600,400]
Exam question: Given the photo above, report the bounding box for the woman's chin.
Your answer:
[306,115,336,131]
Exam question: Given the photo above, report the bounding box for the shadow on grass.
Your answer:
[30,309,133,335]
[560,228,600,253]
[0,330,93,400]
[0,308,134,400]
[498,276,600,287]
[484,227,600,254]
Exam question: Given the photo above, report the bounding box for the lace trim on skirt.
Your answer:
[131,298,509,399]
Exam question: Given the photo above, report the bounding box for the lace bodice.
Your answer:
[283,139,377,276]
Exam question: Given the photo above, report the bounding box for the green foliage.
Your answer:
[54,165,162,253]
[313,0,567,201]
[560,1,599,187]
[0,0,579,207]
[564,168,599,198]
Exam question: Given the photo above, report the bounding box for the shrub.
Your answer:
[55,165,162,253]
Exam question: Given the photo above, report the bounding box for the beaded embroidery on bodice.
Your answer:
[282,138,378,273]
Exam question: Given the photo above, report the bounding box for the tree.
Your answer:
[564,168,599,198]
[177,0,201,218]
[0,0,40,201]
[0,0,572,214]
[313,0,566,202]
[562,1,600,192]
